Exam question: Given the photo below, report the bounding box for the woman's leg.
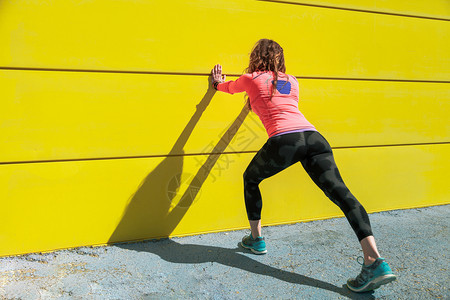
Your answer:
[244,133,307,237]
[300,131,379,263]
[361,236,381,264]
[249,220,262,239]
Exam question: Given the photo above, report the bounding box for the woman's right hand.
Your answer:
[212,64,226,83]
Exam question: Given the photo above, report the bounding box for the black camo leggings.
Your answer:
[243,130,373,241]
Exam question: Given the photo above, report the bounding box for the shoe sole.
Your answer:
[347,274,397,293]
[240,242,267,255]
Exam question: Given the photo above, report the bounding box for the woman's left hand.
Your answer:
[212,64,226,83]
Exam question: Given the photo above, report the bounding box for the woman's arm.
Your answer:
[211,64,251,95]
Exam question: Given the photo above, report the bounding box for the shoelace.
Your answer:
[357,256,365,266]
[355,256,370,284]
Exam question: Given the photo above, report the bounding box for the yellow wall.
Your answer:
[0,0,449,257]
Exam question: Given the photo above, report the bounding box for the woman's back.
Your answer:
[217,71,316,137]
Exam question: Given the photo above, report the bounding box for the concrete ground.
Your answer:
[1,205,448,299]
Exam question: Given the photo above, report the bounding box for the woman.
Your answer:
[211,39,396,293]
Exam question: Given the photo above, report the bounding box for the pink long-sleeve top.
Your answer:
[217,71,316,138]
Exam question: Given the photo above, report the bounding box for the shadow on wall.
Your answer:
[108,80,250,244]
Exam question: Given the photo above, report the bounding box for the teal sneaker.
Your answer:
[240,233,267,255]
[347,257,397,293]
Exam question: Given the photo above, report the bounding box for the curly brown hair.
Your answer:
[245,39,286,110]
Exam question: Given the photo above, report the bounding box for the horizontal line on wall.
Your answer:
[297,77,449,84]
[0,66,210,77]
[0,142,448,166]
[258,0,450,22]
[332,141,450,150]
[1,66,449,84]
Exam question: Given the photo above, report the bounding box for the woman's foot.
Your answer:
[347,257,397,292]
[240,233,267,255]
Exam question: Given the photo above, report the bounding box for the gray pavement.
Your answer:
[1,205,449,299]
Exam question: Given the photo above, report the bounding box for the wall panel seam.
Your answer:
[0,142,448,166]
[1,67,449,83]
[258,0,450,22]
